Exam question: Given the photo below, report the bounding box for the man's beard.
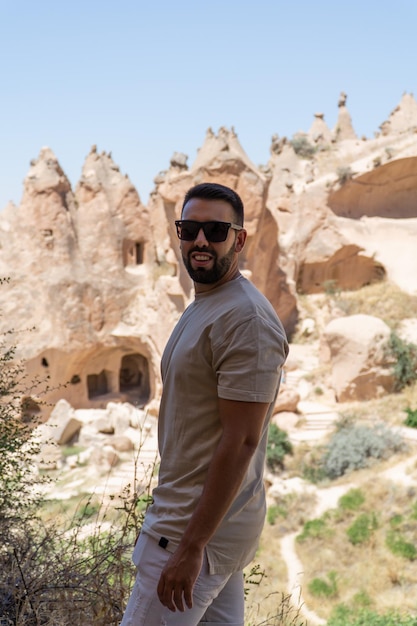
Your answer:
[183,241,235,284]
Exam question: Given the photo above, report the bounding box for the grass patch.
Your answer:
[308,571,338,598]
[295,478,417,620]
[339,488,365,511]
[347,512,378,545]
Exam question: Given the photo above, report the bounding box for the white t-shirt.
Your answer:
[141,275,288,574]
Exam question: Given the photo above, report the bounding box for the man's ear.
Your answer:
[235,229,247,252]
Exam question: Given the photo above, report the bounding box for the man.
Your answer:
[121,182,288,626]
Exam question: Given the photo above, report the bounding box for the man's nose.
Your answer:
[194,227,209,246]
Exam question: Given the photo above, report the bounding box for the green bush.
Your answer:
[323,423,405,479]
[404,407,417,428]
[338,488,365,511]
[266,423,293,471]
[296,517,331,542]
[328,605,417,626]
[386,530,417,560]
[352,589,373,607]
[386,332,417,391]
[302,460,327,484]
[347,512,378,545]
[389,514,403,528]
[267,504,287,525]
[308,571,338,598]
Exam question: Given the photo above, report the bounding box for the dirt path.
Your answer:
[281,532,326,626]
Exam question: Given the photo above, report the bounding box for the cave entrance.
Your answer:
[87,370,109,398]
[119,353,150,406]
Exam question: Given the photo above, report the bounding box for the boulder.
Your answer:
[323,314,394,401]
[39,399,82,445]
[110,435,134,452]
[272,411,300,432]
[77,425,108,448]
[90,445,120,469]
[95,415,115,434]
[107,402,133,434]
[274,386,300,413]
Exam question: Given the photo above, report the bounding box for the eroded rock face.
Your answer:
[296,241,386,294]
[2,91,417,419]
[323,314,394,401]
[0,147,183,417]
[0,133,298,418]
[267,92,417,296]
[328,157,417,219]
[150,126,299,333]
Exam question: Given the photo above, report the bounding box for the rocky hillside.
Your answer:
[1,91,417,422]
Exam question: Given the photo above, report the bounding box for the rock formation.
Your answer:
[0,147,183,418]
[308,112,332,145]
[379,92,417,135]
[333,91,357,141]
[1,91,417,418]
[323,314,394,401]
[267,92,417,297]
[149,126,298,329]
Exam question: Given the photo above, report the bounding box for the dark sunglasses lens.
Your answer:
[204,222,229,242]
[178,223,198,240]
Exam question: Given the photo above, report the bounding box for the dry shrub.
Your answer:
[331,282,417,329]
[294,282,417,340]
[338,393,411,427]
[0,446,155,626]
[246,589,308,626]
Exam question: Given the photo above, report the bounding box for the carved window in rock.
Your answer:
[87,370,109,398]
[123,239,144,267]
[119,353,150,405]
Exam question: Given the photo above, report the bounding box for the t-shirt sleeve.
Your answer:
[212,316,288,403]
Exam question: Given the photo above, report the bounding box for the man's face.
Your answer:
[179,197,246,292]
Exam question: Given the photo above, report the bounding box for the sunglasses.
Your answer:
[175,220,243,243]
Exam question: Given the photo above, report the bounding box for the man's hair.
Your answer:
[182,183,244,226]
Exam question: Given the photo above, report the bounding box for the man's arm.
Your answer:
[157,397,270,612]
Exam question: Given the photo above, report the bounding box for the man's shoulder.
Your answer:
[226,276,278,316]
[214,277,285,338]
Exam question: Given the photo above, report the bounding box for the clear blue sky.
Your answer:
[1,0,416,209]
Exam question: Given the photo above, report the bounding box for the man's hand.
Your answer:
[157,545,204,612]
